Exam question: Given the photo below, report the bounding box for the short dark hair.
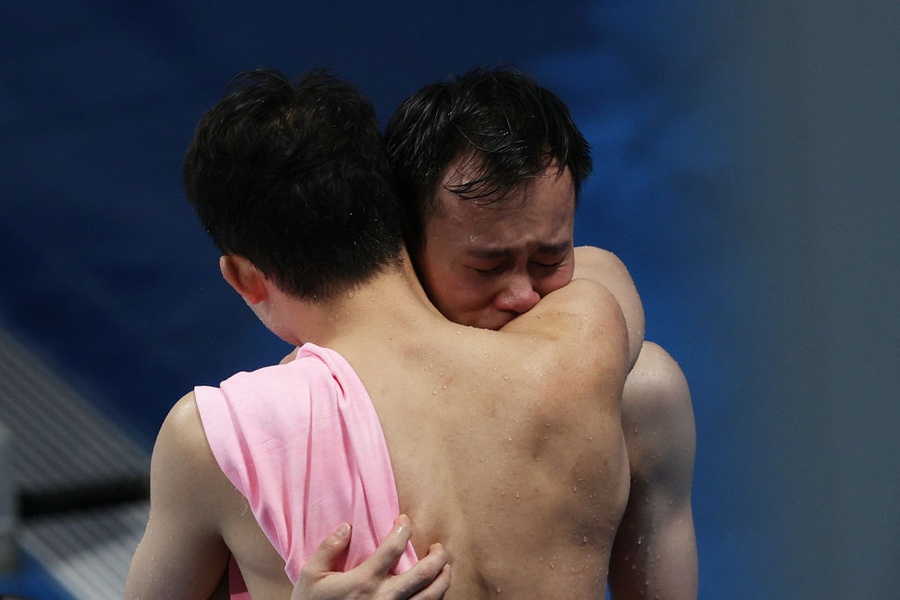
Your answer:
[183,68,403,300]
[384,66,592,247]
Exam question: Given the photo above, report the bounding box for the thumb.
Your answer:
[306,522,352,573]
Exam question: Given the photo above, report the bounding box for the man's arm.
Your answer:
[608,342,698,599]
[572,246,645,370]
[125,393,234,600]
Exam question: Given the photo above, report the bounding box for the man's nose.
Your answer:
[494,276,541,314]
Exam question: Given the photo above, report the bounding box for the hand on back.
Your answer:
[294,515,450,600]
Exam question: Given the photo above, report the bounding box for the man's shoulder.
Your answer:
[505,276,629,366]
[495,280,630,397]
[157,392,217,469]
[573,246,644,367]
[150,392,240,515]
[507,277,623,336]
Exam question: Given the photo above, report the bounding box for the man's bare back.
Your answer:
[138,261,632,600]
[336,276,632,598]
[134,251,635,600]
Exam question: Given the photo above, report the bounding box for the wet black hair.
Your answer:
[184,68,403,300]
[385,66,592,248]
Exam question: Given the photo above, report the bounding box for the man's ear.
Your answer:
[219,255,268,305]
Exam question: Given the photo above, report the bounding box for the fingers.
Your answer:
[393,543,450,599]
[355,515,452,598]
[359,514,415,576]
[294,523,354,600]
[303,522,352,574]
[296,516,452,600]
[417,564,451,599]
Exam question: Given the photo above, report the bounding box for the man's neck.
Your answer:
[277,253,441,349]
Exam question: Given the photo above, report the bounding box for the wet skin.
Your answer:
[416,162,577,331]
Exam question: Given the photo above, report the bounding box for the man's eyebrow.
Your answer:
[467,241,572,259]
[533,241,573,255]
[466,246,513,260]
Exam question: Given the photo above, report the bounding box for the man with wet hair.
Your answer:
[385,67,698,599]
[125,67,644,599]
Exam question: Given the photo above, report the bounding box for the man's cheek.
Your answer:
[541,270,573,296]
[460,283,492,310]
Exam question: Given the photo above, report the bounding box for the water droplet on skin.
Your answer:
[432,389,438,395]
[347,289,355,298]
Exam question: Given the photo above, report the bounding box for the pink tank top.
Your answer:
[195,342,417,586]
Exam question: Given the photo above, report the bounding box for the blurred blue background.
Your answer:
[1,1,898,598]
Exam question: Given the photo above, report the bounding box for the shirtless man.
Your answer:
[287,67,695,598]
[383,67,698,599]
[124,69,642,599]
